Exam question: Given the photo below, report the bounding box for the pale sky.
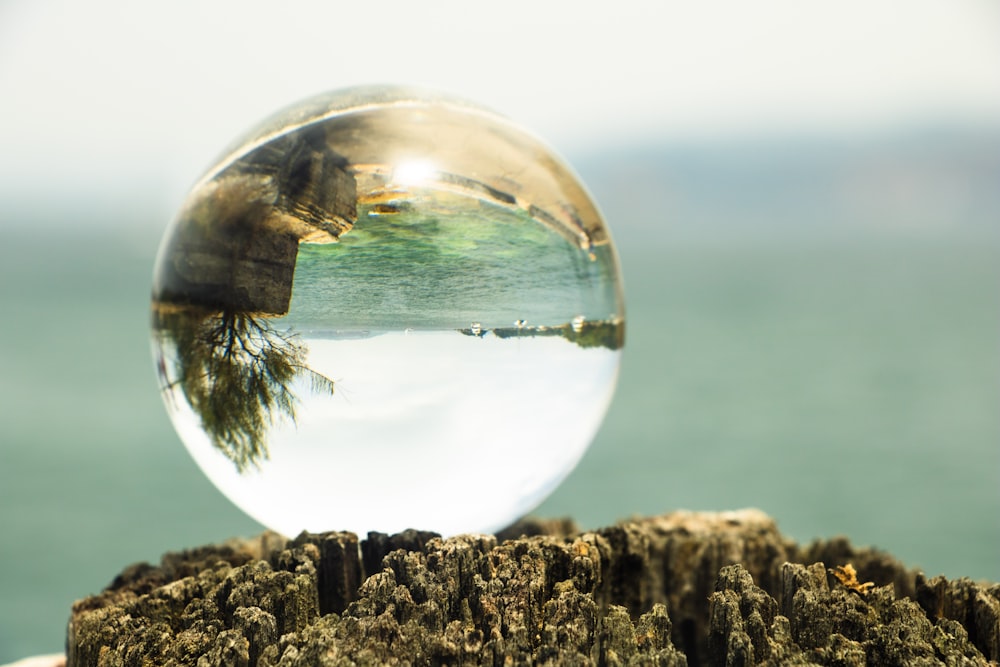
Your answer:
[1,0,998,212]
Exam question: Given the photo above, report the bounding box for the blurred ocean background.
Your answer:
[1,1,998,661]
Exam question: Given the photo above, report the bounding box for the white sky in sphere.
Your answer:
[0,0,998,218]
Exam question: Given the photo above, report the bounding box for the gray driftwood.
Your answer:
[67,510,999,666]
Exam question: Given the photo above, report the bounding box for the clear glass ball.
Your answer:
[151,86,624,537]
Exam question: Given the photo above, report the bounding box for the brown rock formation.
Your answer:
[153,127,356,318]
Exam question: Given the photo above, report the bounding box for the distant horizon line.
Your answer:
[2,122,998,233]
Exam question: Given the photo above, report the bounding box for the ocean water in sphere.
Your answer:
[151,87,624,537]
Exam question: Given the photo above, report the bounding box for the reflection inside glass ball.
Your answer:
[151,86,625,537]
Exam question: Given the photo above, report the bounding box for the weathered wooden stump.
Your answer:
[66,510,999,665]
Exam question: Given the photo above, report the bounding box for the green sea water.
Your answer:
[283,194,620,333]
[0,225,997,661]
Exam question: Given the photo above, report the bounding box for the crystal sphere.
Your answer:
[151,86,624,538]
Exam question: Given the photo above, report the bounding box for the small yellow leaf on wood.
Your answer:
[829,563,875,595]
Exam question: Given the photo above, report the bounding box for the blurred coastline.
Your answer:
[1,129,998,661]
